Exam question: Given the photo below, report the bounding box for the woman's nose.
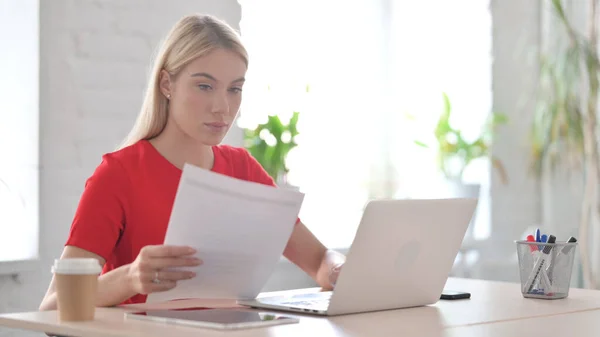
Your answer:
[211,90,229,115]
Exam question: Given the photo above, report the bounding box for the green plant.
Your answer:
[530,0,600,288]
[244,111,299,184]
[414,92,509,183]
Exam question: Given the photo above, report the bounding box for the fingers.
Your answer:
[329,264,343,288]
[141,245,197,258]
[134,245,203,295]
[149,280,177,293]
[157,270,196,282]
[151,256,203,270]
[143,270,194,294]
[138,270,193,294]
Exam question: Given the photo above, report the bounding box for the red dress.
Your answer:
[64,140,284,304]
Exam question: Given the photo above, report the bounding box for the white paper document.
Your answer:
[146,163,304,303]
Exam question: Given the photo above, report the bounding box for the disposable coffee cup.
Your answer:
[51,258,101,321]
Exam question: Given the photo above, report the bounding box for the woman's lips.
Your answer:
[204,122,229,132]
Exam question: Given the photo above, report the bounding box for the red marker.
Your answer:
[526,235,536,253]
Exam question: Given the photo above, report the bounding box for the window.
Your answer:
[238,0,492,249]
[388,0,493,241]
[0,0,40,263]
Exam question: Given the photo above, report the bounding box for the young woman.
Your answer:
[39,13,346,310]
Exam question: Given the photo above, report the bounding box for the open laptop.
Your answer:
[237,198,478,316]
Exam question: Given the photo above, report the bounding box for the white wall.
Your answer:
[0,1,250,336]
[483,0,542,282]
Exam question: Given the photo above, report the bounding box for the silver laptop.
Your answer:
[237,198,478,316]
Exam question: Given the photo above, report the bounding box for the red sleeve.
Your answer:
[65,154,129,261]
[242,150,277,187]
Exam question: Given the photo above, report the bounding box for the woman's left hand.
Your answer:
[317,250,346,290]
[328,262,344,288]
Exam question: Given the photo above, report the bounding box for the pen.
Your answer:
[526,235,542,278]
[540,234,548,252]
[539,234,555,292]
[526,235,540,269]
[526,235,537,253]
[547,236,577,283]
[561,236,578,254]
[524,235,556,294]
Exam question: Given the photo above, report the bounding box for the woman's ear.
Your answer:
[159,69,172,99]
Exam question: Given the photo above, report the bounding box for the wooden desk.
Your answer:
[1,278,600,337]
[446,309,600,337]
[433,277,600,326]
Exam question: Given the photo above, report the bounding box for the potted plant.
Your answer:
[530,0,600,289]
[243,111,300,187]
[414,92,509,187]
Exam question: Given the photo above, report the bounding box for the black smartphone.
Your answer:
[440,290,471,300]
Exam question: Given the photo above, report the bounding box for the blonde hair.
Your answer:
[117,14,248,150]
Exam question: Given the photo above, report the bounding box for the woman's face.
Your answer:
[161,48,247,146]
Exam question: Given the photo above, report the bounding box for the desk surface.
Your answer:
[446,309,600,337]
[2,278,600,337]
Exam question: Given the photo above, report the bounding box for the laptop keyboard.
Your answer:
[279,292,332,308]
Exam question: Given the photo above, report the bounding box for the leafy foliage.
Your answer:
[531,0,600,289]
[244,112,299,183]
[416,93,509,183]
[530,0,599,176]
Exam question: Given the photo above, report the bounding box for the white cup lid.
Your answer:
[51,258,102,275]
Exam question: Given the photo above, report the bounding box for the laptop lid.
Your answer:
[326,198,477,315]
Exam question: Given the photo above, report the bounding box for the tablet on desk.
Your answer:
[124,308,299,330]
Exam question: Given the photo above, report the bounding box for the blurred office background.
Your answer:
[1,0,597,335]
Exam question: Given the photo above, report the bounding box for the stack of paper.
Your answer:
[147,163,304,303]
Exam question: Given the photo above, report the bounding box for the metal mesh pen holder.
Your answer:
[516,240,578,299]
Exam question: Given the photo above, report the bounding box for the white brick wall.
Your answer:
[0,1,243,336]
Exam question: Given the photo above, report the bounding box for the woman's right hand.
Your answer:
[127,245,202,295]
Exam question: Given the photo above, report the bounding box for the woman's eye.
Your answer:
[229,87,243,93]
[198,84,212,91]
